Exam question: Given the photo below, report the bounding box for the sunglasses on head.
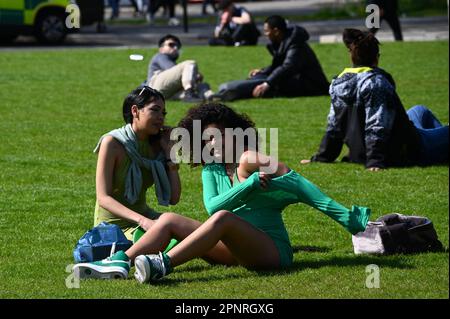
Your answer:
[138,86,158,96]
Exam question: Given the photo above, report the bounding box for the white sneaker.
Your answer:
[134,252,172,284]
[203,89,215,100]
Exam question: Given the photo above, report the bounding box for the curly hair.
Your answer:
[177,102,257,166]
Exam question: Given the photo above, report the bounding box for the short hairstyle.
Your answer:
[343,28,380,67]
[158,34,181,48]
[265,15,287,33]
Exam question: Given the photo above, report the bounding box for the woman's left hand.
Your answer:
[259,171,271,189]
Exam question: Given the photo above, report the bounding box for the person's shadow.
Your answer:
[147,244,421,286]
[256,244,416,276]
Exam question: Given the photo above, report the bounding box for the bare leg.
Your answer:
[167,210,281,270]
[125,213,237,265]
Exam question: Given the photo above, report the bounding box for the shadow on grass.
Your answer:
[292,245,331,253]
[148,271,244,287]
[255,254,416,278]
[150,253,415,286]
[149,246,449,285]
[175,245,331,275]
[291,254,414,272]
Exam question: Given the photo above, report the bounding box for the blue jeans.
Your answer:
[407,105,449,165]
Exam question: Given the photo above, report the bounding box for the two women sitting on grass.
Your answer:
[74,99,371,283]
[73,28,447,283]
[301,28,449,170]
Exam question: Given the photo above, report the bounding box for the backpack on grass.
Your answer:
[73,222,133,263]
[352,213,444,255]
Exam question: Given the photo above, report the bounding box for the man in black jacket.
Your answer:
[212,15,330,101]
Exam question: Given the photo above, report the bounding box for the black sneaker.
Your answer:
[207,91,237,102]
[181,88,204,103]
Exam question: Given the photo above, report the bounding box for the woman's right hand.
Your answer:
[138,217,155,232]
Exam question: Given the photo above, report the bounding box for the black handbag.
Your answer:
[352,213,444,254]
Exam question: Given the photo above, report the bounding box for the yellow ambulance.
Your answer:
[0,0,72,44]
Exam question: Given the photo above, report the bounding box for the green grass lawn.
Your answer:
[0,41,448,299]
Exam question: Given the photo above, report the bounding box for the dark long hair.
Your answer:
[343,28,380,67]
[122,86,165,143]
[122,86,165,124]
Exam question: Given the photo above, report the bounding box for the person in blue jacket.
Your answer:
[301,28,448,170]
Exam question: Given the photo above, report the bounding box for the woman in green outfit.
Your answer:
[74,102,370,282]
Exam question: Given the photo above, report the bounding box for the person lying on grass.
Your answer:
[90,86,181,245]
[301,28,449,171]
[74,102,371,283]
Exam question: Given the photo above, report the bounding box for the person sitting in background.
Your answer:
[211,15,330,101]
[209,0,260,46]
[301,28,448,170]
[146,34,213,103]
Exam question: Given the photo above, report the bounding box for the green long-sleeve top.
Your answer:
[201,163,299,249]
[202,163,370,237]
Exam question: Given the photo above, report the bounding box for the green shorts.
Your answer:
[272,238,293,269]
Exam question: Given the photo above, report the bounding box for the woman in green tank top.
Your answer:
[93,86,182,239]
[74,101,371,283]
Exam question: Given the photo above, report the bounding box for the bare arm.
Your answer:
[231,11,251,24]
[237,150,290,182]
[96,135,154,230]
